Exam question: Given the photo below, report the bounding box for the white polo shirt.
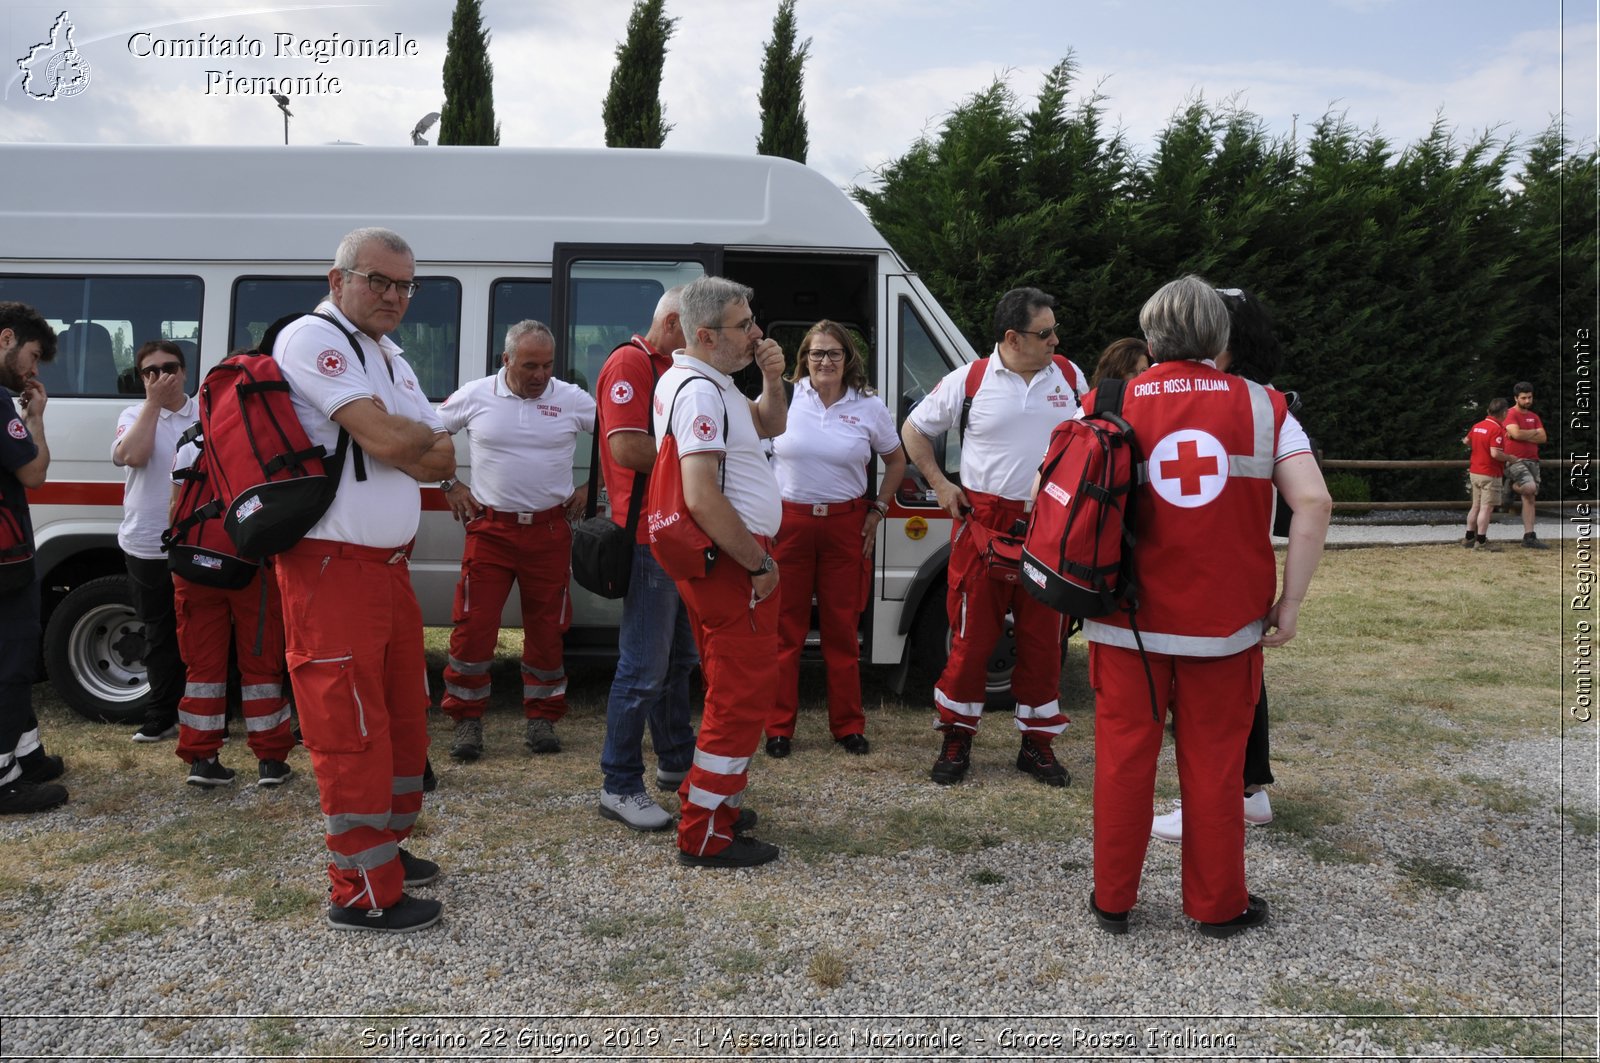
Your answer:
[905,349,1079,501]
[653,352,781,538]
[113,395,199,559]
[772,380,899,504]
[273,302,446,549]
[438,370,596,512]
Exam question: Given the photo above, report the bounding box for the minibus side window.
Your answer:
[488,280,554,374]
[231,276,461,401]
[0,275,203,397]
[896,298,961,506]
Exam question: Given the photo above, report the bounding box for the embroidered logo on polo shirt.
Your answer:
[114,424,128,439]
[316,350,348,377]
[692,415,718,442]
[6,418,26,440]
[610,381,634,405]
[403,378,416,391]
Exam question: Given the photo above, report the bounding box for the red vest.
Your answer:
[1085,360,1288,656]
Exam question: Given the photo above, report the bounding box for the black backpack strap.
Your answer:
[665,372,730,492]
[589,344,662,531]
[259,310,375,483]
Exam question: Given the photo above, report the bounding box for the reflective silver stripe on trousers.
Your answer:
[387,811,419,832]
[447,656,492,675]
[14,726,42,759]
[523,682,567,699]
[330,841,399,871]
[185,682,228,698]
[444,680,488,702]
[244,706,291,732]
[1014,698,1062,720]
[934,687,983,725]
[240,683,282,701]
[522,664,566,699]
[1227,379,1276,480]
[326,811,391,836]
[686,783,745,810]
[1082,618,1264,657]
[693,749,750,775]
[179,710,226,731]
[393,775,424,795]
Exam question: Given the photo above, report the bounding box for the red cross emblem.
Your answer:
[316,350,347,377]
[692,415,718,442]
[1148,429,1227,508]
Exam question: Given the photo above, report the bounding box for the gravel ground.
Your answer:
[2,730,1594,1060]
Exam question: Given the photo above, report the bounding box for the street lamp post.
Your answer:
[410,111,441,146]
[271,94,292,145]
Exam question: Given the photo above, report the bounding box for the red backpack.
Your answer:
[1021,377,1139,617]
[162,429,259,589]
[644,373,727,581]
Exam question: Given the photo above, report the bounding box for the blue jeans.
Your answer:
[600,544,698,795]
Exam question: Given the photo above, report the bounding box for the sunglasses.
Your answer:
[139,362,183,379]
[1017,325,1058,340]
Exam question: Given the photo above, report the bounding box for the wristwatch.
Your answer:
[748,554,775,577]
[440,478,457,492]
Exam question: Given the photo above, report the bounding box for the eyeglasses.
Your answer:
[1017,325,1058,340]
[139,362,183,379]
[706,317,758,333]
[1215,287,1246,300]
[806,349,846,364]
[346,268,421,298]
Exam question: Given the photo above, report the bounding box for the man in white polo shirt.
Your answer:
[114,340,199,744]
[902,287,1079,788]
[437,320,594,762]
[272,226,455,934]
[654,276,787,868]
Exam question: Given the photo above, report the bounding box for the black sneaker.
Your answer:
[1523,533,1551,550]
[1016,735,1070,787]
[524,717,561,754]
[765,735,791,758]
[132,722,178,743]
[930,731,972,785]
[731,807,758,834]
[1089,891,1129,935]
[677,835,780,868]
[836,733,870,755]
[256,759,292,787]
[1197,894,1270,939]
[0,779,68,814]
[399,847,440,887]
[422,758,438,792]
[327,893,443,933]
[18,751,64,784]
[186,757,236,788]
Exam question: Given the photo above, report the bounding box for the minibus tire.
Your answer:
[908,582,1017,704]
[42,574,150,723]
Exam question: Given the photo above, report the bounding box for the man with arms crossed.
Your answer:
[1503,382,1549,550]
[654,276,786,867]
[595,288,697,831]
[438,321,594,761]
[273,227,455,932]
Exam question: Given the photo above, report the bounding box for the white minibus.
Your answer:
[2,142,1005,720]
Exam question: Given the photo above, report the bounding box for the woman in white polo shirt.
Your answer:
[766,321,906,758]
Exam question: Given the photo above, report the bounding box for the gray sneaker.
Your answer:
[450,717,484,761]
[524,717,561,754]
[598,789,673,832]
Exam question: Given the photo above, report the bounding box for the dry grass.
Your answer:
[3,543,1567,939]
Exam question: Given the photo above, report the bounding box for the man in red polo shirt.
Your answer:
[1464,398,1509,551]
[1503,382,1549,550]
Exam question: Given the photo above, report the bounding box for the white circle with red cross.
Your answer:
[1148,429,1228,508]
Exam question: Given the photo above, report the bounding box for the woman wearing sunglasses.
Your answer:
[765,321,906,758]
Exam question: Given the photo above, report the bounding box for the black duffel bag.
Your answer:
[571,417,647,599]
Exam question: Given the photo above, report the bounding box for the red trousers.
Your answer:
[1089,642,1261,923]
[441,510,571,722]
[934,493,1066,737]
[173,573,294,764]
[675,549,779,857]
[768,501,870,740]
[277,539,429,910]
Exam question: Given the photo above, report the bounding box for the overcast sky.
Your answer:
[2,0,1594,188]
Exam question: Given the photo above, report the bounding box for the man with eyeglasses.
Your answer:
[114,340,198,744]
[902,286,1079,787]
[271,227,455,933]
[652,276,788,867]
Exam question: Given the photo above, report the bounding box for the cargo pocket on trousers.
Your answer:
[286,649,370,753]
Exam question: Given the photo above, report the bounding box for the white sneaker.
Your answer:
[1243,789,1274,824]
[1151,800,1183,842]
[598,789,673,832]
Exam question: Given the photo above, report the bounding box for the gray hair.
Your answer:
[1139,275,1230,363]
[333,227,413,271]
[504,319,554,354]
[679,276,754,343]
[653,285,684,324]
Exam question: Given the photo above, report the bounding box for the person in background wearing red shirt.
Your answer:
[1502,382,1549,550]
[1465,398,1510,552]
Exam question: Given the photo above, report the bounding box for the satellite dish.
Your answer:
[411,111,441,146]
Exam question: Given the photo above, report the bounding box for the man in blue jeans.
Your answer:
[593,291,697,830]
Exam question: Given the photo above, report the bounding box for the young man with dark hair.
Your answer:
[1465,397,1510,551]
[1503,382,1549,549]
[0,302,67,814]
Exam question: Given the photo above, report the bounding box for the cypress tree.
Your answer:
[756,0,811,162]
[438,0,500,146]
[603,0,676,148]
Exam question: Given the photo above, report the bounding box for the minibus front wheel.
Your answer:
[42,574,149,723]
